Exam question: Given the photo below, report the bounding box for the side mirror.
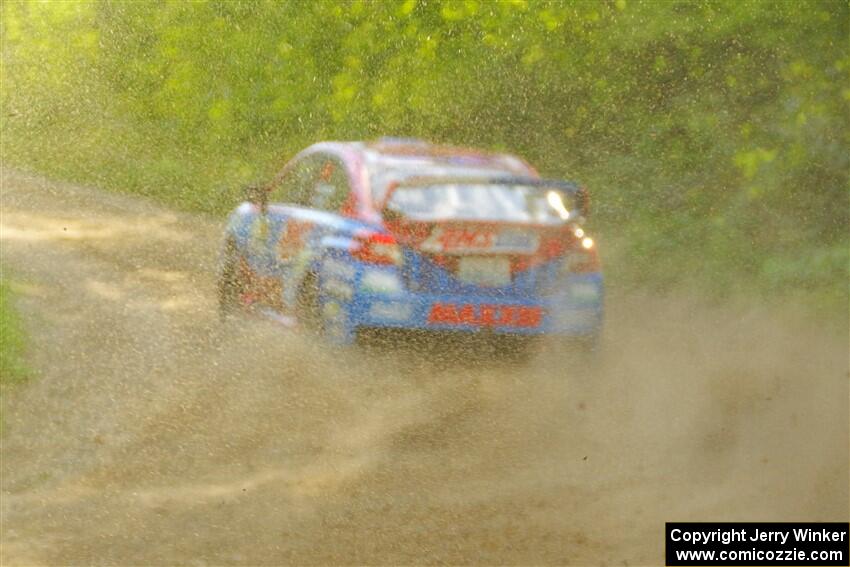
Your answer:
[243,184,268,211]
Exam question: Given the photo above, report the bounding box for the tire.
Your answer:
[218,238,244,320]
[295,272,322,334]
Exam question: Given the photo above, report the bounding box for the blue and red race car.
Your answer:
[218,138,603,354]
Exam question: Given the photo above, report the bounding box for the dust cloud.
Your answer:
[1,171,847,565]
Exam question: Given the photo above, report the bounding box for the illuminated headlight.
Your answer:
[547,190,571,220]
[574,227,585,239]
[581,237,594,249]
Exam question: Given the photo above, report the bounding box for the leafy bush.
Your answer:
[2,0,847,310]
[0,279,29,387]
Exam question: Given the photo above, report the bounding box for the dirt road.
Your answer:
[1,170,847,565]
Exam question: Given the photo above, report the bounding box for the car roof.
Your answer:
[287,139,540,221]
[360,138,536,174]
[302,139,535,175]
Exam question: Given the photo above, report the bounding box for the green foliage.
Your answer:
[2,0,847,309]
[0,278,30,387]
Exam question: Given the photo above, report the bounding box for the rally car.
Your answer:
[218,138,603,354]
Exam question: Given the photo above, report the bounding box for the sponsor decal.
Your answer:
[278,220,311,261]
[422,227,494,252]
[428,303,543,328]
[421,227,539,254]
[236,259,283,309]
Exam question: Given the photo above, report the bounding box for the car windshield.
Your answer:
[385,183,576,224]
[366,153,525,204]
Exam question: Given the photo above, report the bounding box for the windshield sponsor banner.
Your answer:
[420,227,539,254]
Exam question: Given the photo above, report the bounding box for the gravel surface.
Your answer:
[1,170,846,565]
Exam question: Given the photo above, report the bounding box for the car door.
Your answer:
[268,152,354,311]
